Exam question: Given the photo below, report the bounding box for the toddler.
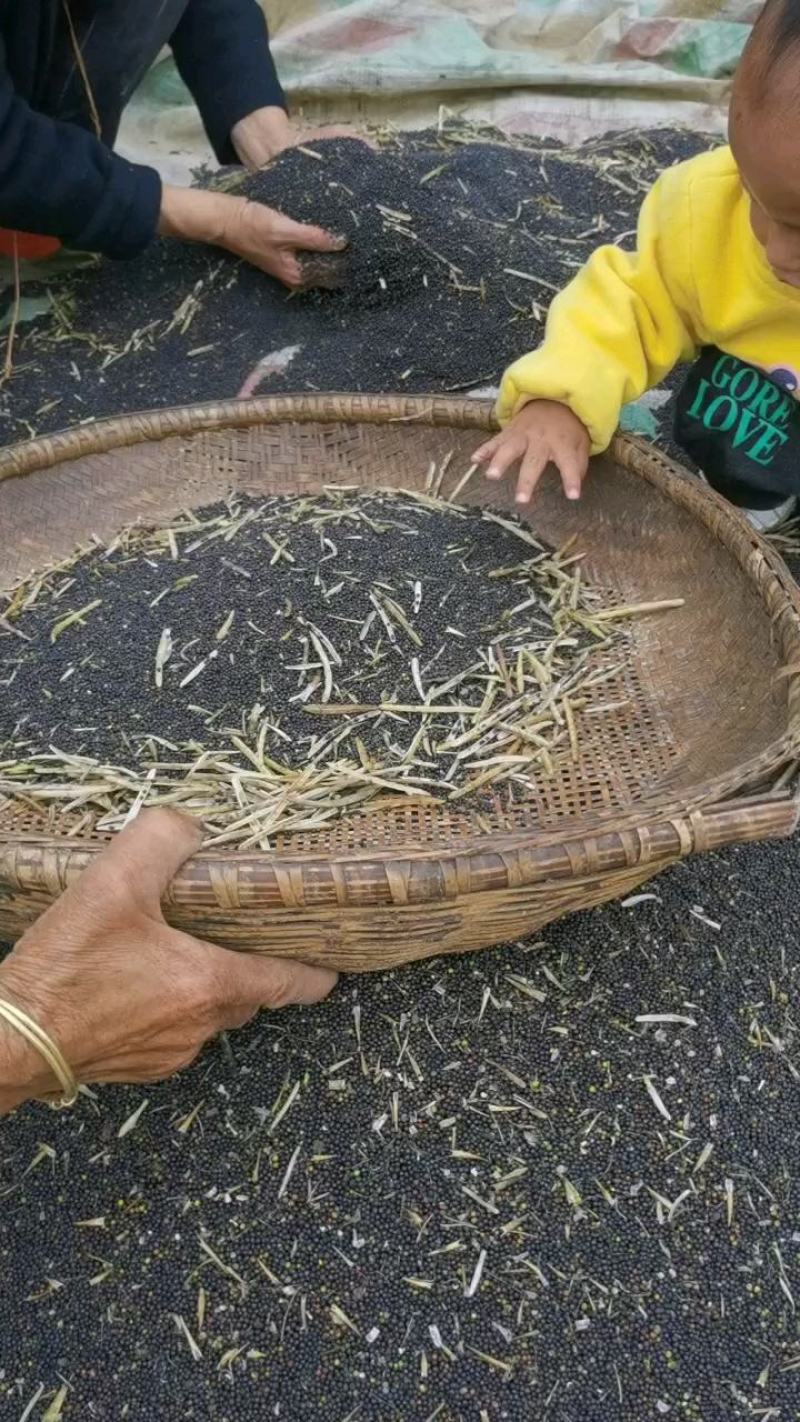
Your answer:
[475,0,800,531]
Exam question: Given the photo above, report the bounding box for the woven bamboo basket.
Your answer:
[1,393,799,971]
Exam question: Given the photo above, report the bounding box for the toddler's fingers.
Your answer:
[555,445,589,502]
[472,434,502,463]
[515,445,550,504]
[483,437,527,482]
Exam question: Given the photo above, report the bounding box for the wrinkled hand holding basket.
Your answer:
[1,395,799,971]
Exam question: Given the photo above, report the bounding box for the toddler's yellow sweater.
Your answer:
[497,146,800,453]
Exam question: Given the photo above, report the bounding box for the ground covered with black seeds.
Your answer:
[0,125,710,445]
[3,125,800,1422]
[1,838,800,1421]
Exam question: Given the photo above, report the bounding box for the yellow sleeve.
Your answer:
[497,162,700,453]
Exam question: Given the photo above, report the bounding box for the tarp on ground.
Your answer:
[119,1,757,180]
[264,0,753,101]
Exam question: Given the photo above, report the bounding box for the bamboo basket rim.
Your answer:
[1,392,799,894]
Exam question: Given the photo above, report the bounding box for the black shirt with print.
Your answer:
[674,347,800,509]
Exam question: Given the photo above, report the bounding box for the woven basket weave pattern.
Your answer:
[0,395,798,970]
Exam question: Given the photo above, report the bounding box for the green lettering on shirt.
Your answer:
[686,377,711,420]
[749,425,789,466]
[703,395,738,433]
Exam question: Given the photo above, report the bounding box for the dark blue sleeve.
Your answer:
[170,0,287,164]
[0,40,161,259]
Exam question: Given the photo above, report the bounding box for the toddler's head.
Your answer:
[731,0,800,286]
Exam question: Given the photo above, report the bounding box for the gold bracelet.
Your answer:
[0,996,79,1108]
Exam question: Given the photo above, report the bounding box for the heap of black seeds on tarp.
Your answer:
[0,125,709,443]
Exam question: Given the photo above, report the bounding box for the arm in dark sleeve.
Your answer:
[170,0,287,164]
[0,43,161,259]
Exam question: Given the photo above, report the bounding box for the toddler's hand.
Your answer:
[473,400,590,504]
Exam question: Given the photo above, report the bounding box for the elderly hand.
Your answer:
[0,809,337,1114]
[231,105,372,169]
[158,185,346,289]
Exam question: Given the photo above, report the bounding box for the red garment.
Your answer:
[0,228,60,260]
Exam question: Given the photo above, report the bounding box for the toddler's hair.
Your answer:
[756,0,800,64]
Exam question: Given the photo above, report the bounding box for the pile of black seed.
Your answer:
[0,125,711,445]
[0,490,571,775]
